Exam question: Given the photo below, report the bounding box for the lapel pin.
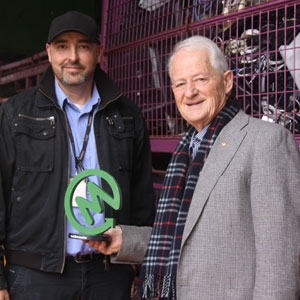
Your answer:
[221,142,227,147]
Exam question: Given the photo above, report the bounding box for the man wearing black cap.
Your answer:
[0,11,155,300]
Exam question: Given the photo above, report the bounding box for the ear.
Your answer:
[46,43,51,63]
[223,70,233,95]
[96,44,104,64]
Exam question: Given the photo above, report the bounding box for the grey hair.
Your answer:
[168,36,228,78]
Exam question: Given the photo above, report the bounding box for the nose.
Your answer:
[184,81,198,98]
[69,46,79,62]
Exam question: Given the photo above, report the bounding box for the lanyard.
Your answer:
[65,106,95,172]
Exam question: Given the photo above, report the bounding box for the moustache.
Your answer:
[62,63,84,69]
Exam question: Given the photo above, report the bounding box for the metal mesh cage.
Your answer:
[103,0,300,145]
[0,0,299,144]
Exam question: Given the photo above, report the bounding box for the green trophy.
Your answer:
[64,169,122,242]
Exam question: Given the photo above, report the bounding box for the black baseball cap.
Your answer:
[47,11,100,44]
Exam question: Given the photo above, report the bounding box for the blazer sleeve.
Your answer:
[110,225,151,264]
[250,124,300,300]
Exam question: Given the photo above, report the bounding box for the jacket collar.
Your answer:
[36,66,123,109]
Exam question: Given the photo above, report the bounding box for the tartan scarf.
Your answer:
[140,99,239,300]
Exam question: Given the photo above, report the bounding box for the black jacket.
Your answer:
[0,66,155,288]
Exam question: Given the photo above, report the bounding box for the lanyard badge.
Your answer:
[66,107,94,208]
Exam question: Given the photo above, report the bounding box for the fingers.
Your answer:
[83,226,123,255]
[87,240,112,255]
[88,240,106,250]
[0,289,10,300]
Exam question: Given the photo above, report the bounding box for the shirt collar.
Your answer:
[191,124,210,144]
[55,79,101,112]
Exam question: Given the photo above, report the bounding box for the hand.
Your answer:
[84,226,122,255]
[0,289,9,300]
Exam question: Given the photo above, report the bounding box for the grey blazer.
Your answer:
[114,110,300,300]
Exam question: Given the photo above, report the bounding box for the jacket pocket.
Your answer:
[12,114,56,172]
[105,114,135,139]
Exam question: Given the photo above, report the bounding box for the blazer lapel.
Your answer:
[181,110,249,246]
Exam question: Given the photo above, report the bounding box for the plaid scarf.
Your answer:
[140,99,239,299]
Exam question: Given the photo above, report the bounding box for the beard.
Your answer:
[59,72,87,86]
[54,63,90,87]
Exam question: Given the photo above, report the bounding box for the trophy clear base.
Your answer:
[68,233,111,242]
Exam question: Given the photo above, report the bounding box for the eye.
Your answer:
[79,44,90,49]
[193,77,208,85]
[173,82,185,89]
[56,44,68,50]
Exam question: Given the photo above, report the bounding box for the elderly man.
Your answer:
[88,35,300,300]
[0,11,154,300]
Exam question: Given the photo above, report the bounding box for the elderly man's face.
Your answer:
[171,48,233,131]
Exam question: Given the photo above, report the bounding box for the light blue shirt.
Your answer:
[55,80,104,256]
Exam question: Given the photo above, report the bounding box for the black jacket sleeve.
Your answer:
[0,102,16,289]
[130,113,155,226]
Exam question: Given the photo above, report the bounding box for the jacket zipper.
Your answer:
[121,116,133,120]
[18,113,55,125]
[105,116,133,126]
